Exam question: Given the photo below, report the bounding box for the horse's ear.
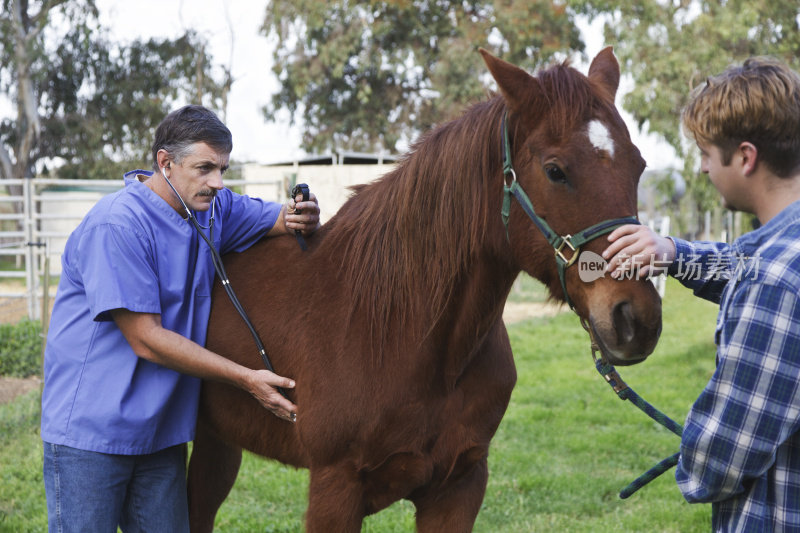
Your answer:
[479,48,542,113]
[588,46,620,99]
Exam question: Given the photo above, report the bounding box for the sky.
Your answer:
[94,1,678,168]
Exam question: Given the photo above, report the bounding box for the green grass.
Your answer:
[0,387,44,532]
[0,277,717,531]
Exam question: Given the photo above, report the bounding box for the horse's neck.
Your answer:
[319,102,521,370]
[428,250,519,380]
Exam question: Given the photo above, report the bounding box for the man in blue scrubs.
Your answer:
[40,105,320,532]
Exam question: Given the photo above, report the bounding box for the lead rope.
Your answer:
[579,318,683,498]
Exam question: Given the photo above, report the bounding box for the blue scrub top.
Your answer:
[41,170,281,454]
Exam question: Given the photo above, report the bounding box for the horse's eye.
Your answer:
[544,164,567,184]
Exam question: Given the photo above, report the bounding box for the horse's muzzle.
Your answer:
[589,299,662,366]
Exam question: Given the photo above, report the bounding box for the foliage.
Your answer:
[0,319,42,378]
[43,30,232,181]
[0,0,231,185]
[261,0,584,154]
[576,0,800,219]
[0,278,717,531]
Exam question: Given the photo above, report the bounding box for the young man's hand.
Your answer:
[603,224,676,279]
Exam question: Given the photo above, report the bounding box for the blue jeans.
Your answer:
[43,441,190,533]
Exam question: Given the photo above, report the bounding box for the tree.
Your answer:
[47,30,232,181]
[0,0,231,190]
[576,0,800,225]
[261,0,584,154]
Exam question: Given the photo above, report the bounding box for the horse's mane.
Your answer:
[322,59,615,353]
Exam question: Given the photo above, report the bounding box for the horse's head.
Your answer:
[481,47,662,366]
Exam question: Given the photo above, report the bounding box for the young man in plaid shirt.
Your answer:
[603,57,800,531]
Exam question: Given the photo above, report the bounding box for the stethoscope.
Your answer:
[160,165,292,403]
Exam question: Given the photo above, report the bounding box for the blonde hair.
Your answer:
[682,57,800,177]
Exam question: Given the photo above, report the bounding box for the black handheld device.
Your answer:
[291,183,310,251]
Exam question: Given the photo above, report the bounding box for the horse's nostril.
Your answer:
[613,301,636,346]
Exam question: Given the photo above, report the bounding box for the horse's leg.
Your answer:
[305,464,364,533]
[412,454,489,533]
[187,420,243,533]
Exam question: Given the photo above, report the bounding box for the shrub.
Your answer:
[0,319,43,377]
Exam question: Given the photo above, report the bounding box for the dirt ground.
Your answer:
[0,279,56,324]
[0,375,41,404]
[0,301,564,406]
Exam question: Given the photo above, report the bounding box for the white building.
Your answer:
[241,152,398,222]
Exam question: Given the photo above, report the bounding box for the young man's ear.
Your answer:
[738,142,759,176]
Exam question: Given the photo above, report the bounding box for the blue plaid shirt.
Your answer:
[669,200,800,532]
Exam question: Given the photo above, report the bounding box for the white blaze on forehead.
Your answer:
[587,120,615,158]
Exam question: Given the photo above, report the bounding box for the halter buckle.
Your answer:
[555,235,579,266]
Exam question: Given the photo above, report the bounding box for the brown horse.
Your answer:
[187,47,662,532]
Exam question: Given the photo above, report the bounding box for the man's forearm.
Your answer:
[110,308,297,420]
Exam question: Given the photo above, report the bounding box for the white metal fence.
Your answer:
[0,177,283,323]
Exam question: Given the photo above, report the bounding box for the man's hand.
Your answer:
[603,224,677,279]
[285,191,320,235]
[243,369,298,422]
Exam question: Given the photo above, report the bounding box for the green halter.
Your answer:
[500,111,640,309]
